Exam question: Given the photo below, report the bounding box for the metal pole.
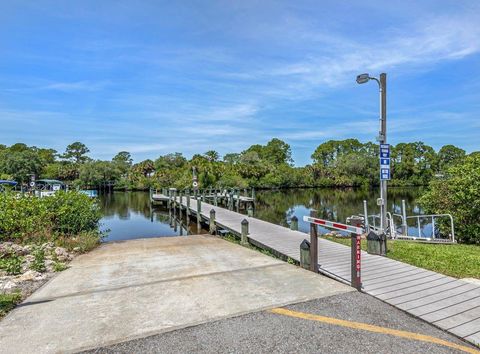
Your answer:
[402,199,408,236]
[309,210,318,273]
[363,200,369,233]
[379,73,388,237]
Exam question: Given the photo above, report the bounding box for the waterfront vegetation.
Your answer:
[0,191,102,250]
[324,236,480,279]
[0,139,467,190]
[0,139,478,244]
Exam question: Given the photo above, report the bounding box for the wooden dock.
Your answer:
[170,195,480,347]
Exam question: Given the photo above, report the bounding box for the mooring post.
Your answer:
[173,189,177,221]
[214,190,218,206]
[167,190,172,209]
[351,233,362,291]
[309,210,319,273]
[178,190,183,219]
[228,190,233,211]
[251,187,255,200]
[209,209,216,235]
[236,188,240,212]
[197,198,202,232]
[241,219,249,245]
[290,215,298,231]
[247,203,254,217]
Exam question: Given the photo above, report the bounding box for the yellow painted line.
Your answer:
[269,308,479,354]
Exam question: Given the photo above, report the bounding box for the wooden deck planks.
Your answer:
[177,197,480,346]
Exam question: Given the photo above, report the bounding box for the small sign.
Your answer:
[192,181,198,188]
[380,168,390,180]
[29,181,35,187]
[380,144,390,158]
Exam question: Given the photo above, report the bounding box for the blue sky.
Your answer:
[1,0,479,166]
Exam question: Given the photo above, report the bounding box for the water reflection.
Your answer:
[98,188,425,242]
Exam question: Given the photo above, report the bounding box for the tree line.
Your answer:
[0,139,470,190]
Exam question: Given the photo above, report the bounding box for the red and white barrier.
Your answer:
[303,216,364,235]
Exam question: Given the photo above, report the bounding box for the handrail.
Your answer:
[405,214,455,243]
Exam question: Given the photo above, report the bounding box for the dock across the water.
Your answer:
[161,193,480,348]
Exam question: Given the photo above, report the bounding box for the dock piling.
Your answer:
[290,216,298,231]
[197,199,202,232]
[209,209,216,235]
[241,219,249,245]
[309,210,319,273]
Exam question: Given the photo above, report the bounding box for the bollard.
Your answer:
[247,203,254,217]
[178,190,183,219]
[290,216,298,231]
[241,219,249,245]
[209,209,216,235]
[300,239,311,270]
[197,198,202,232]
[236,189,240,212]
[309,210,319,273]
[351,233,362,290]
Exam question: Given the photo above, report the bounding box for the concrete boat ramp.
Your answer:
[0,235,351,353]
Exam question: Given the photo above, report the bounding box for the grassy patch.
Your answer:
[324,236,480,279]
[0,292,21,317]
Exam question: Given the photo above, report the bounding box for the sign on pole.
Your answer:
[380,144,391,181]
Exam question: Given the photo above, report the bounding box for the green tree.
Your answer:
[62,142,90,164]
[437,145,465,173]
[420,154,480,244]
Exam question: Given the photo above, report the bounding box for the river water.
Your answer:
[99,188,425,242]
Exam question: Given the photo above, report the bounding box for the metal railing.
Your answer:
[360,200,455,243]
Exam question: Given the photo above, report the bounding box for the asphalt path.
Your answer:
[85,292,479,354]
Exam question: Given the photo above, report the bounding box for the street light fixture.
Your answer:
[356,72,388,255]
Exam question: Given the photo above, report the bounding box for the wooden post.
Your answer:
[241,219,249,245]
[351,233,362,290]
[247,203,254,217]
[178,190,183,220]
[209,209,216,235]
[214,189,218,206]
[251,187,255,200]
[186,189,190,232]
[173,189,177,222]
[236,188,240,212]
[309,210,319,273]
[228,190,233,211]
[290,216,298,231]
[197,198,202,232]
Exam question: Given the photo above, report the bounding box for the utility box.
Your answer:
[300,239,311,270]
[367,231,381,255]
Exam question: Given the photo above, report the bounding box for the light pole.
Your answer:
[356,73,388,243]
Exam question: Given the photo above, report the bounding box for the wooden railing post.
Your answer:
[209,209,216,235]
[197,198,202,232]
[241,219,249,245]
[290,216,298,231]
[309,210,319,273]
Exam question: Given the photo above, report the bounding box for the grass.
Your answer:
[0,292,21,317]
[324,236,480,279]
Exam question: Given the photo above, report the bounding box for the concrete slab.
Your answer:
[0,235,352,354]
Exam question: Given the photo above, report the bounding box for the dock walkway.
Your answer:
[176,196,480,347]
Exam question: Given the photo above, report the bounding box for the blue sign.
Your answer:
[380,144,390,158]
[380,158,390,166]
[380,168,390,180]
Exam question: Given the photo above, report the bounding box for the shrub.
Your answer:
[0,256,23,275]
[420,154,480,244]
[0,191,102,243]
[30,247,46,273]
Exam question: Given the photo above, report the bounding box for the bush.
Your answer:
[30,247,46,273]
[0,191,101,242]
[0,256,23,275]
[420,154,480,244]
